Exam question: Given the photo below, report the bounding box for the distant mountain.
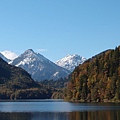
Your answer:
[10,49,70,81]
[56,54,86,72]
[0,53,10,62]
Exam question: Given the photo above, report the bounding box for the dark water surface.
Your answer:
[0,99,120,120]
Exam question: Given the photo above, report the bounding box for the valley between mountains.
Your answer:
[0,49,86,100]
[0,46,120,102]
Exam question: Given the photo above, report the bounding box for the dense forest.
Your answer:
[40,78,69,89]
[0,58,55,100]
[40,78,69,99]
[65,46,120,102]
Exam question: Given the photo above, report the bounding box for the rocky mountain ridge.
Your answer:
[56,54,86,72]
[10,49,70,81]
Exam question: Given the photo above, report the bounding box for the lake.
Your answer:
[0,99,120,120]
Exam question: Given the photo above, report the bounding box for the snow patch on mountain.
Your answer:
[53,72,59,76]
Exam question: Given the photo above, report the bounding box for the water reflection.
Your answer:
[0,101,120,120]
[0,113,31,120]
[69,111,120,120]
[0,111,120,120]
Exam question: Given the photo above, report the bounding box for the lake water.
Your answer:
[0,99,120,120]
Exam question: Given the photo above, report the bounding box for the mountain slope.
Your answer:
[56,54,86,72]
[10,49,70,81]
[0,57,38,87]
[65,46,120,102]
[0,58,55,99]
[0,53,10,62]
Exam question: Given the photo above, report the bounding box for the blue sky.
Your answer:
[0,0,120,61]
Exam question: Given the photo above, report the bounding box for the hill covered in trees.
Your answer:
[65,46,120,102]
[0,57,54,100]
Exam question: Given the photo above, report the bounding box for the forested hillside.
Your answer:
[0,58,54,100]
[65,46,120,102]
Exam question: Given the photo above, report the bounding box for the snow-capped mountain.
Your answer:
[10,49,70,81]
[0,53,10,62]
[56,54,86,72]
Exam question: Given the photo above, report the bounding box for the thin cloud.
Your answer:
[36,49,48,52]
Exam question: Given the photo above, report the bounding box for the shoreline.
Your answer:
[64,98,120,103]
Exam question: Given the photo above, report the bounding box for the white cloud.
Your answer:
[36,49,48,52]
[1,50,18,60]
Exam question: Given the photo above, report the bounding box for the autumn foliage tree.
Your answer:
[65,46,120,102]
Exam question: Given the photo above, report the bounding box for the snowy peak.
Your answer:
[24,49,35,55]
[56,54,86,72]
[10,49,70,81]
[21,49,38,59]
[14,49,49,66]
